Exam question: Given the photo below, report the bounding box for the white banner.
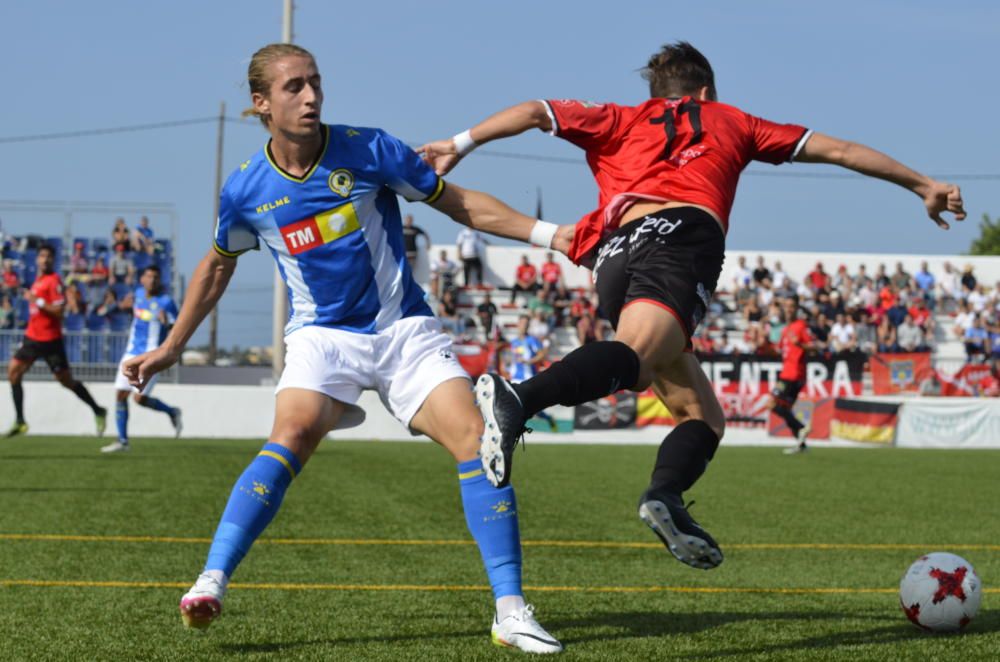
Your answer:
[896,398,1000,448]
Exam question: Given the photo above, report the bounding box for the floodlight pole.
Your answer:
[272,0,294,379]
[208,101,225,365]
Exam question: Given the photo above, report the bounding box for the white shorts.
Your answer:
[276,316,470,431]
[115,354,158,395]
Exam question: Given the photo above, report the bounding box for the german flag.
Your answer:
[831,398,900,443]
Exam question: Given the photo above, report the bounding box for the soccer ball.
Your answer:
[899,552,981,632]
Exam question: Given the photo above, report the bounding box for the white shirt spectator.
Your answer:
[967,288,988,313]
[456,228,484,260]
[857,284,877,309]
[796,281,814,302]
[528,317,551,342]
[939,265,961,300]
[953,310,975,335]
[732,262,752,292]
[830,321,856,351]
[758,286,774,308]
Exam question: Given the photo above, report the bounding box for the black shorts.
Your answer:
[13,338,70,374]
[771,378,805,407]
[592,207,725,336]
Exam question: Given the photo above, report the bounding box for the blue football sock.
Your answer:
[115,401,128,442]
[139,397,174,414]
[458,459,523,599]
[204,443,302,577]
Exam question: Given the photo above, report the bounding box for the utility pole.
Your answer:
[272,0,294,379]
[208,100,225,365]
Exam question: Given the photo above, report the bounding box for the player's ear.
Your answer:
[695,86,713,102]
[252,91,270,118]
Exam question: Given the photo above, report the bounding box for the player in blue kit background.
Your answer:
[123,43,570,653]
[506,314,557,432]
[102,265,181,453]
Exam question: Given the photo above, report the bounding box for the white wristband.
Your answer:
[529,221,558,248]
[35,298,45,307]
[452,129,477,157]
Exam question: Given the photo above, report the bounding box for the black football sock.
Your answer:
[11,382,24,423]
[70,381,102,414]
[648,420,721,495]
[773,405,804,436]
[512,341,640,418]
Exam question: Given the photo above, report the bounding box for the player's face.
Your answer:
[140,269,160,294]
[36,250,54,273]
[256,55,323,139]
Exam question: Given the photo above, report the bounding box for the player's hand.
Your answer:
[551,224,575,257]
[920,180,966,230]
[123,346,180,390]
[416,139,463,176]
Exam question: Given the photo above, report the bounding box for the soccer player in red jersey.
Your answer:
[420,42,965,570]
[5,245,107,437]
[768,295,816,454]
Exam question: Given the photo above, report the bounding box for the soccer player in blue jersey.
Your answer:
[507,315,557,432]
[101,265,181,453]
[123,43,569,653]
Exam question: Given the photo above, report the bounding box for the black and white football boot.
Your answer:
[475,373,528,488]
[638,488,724,570]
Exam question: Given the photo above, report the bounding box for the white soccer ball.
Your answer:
[899,552,981,632]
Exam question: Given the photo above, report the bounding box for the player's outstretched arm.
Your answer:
[428,182,574,255]
[418,101,551,176]
[796,132,966,230]
[122,249,236,388]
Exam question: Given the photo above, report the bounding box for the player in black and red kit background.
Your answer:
[420,42,966,571]
[6,245,107,437]
[768,295,815,454]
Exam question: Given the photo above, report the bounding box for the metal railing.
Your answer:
[0,330,177,383]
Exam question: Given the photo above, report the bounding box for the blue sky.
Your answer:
[1,0,996,347]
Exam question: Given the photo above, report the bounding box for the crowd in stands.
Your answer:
[696,255,1000,366]
[0,216,171,334]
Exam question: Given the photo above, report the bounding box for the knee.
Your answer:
[442,414,484,463]
[58,377,76,389]
[133,394,146,405]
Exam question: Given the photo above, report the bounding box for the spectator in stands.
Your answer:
[873,264,890,289]
[510,254,538,305]
[891,262,912,290]
[914,261,935,300]
[0,295,14,330]
[476,291,497,337]
[757,278,775,308]
[65,282,87,316]
[1,260,20,297]
[132,216,156,255]
[967,283,988,313]
[810,311,831,349]
[877,315,897,352]
[528,309,551,343]
[455,226,486,287]
[952,299,975,339]
[908,296,934,335]
[752,255,770,286]
[897,314,927,353]
[429,249,458,299]
[964,314,989,361]
[853,263,872,289]
[91,255,109,287]
[551,284,573,327]
[539,252,563,300]
[436,288,464,337]
[112,217,131,253]
[829,313,857,354]
[856,278,877,310]
[402,214,430,271]
[765,301,786,347]
[69,241,90,284]
[886,290,909,328]
[878,282,898,313]
[806,262,830,292]
[569,290,594,329]
[961,264,977,294]
[94,288,119,318]
[771,260,789,294]
[832,264,850,292]
[576,308,600,345]
[743,296,763,325]
[118,290,135,317]
[939,261,961,311]
[732,255,752,292]
[109,244,135,286]
[854,310,877,354]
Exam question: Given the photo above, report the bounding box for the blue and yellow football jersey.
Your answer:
[126,287,179,355]
[214,124,444,335]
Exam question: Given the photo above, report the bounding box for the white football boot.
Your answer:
[491,604,563,654]
[179,571,228,629]
[100,440,130,454]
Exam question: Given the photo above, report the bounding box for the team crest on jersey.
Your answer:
[329,169,355,197]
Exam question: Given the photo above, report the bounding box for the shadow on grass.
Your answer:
[551,608,1000,658]
[216,628,484,654]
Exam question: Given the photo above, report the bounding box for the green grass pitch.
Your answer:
[0,436,996,661]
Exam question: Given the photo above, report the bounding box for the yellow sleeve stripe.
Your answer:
[458,468,483,480]
[258,450,298,479]
[423,178,446,205]
[213,241,247,258]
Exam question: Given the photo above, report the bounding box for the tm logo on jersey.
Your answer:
[280,201,361,255]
